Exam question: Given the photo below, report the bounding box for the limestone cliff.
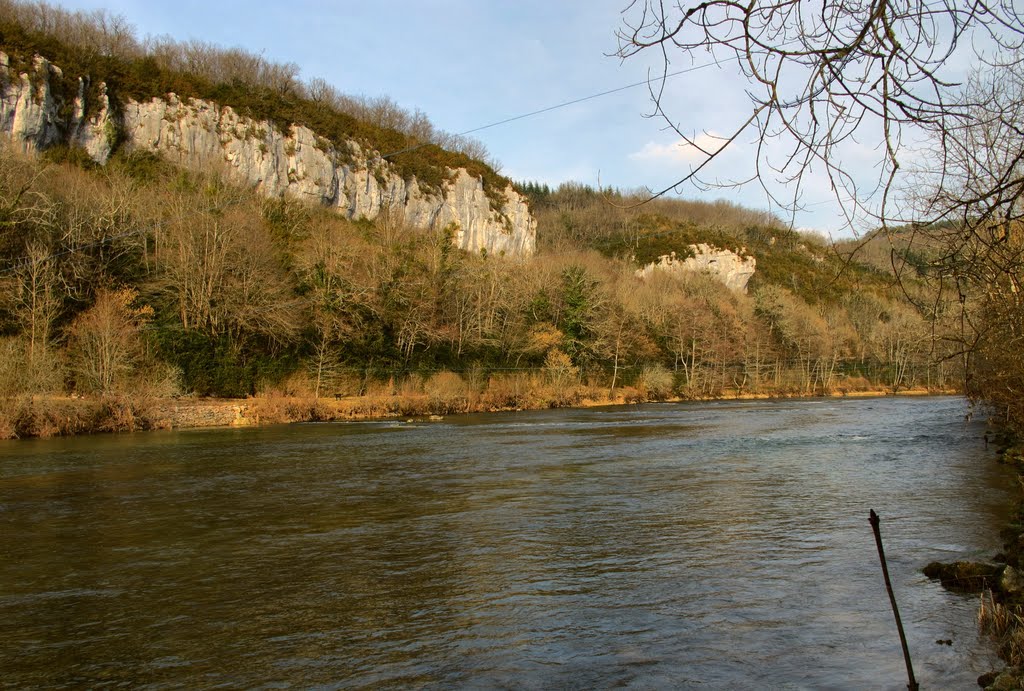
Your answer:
[0,53,536,256]
[635,244,756,292]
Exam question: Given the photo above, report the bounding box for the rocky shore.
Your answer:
[924,438,1024,690]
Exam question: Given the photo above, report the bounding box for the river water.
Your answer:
[0,396,1013,688]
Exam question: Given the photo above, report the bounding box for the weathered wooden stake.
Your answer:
[870,509,919,691]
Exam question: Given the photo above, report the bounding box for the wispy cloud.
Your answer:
[629,132,727,164]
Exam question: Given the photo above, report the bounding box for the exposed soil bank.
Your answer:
[0,387,955,440]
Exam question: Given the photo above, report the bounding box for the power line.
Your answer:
[379,62,718,161]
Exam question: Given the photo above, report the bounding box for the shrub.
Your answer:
[544,348,578,391]
[68,287,152,394]
[0,337,66,395]
[636,363,674,400]
[424,371,468,414]
[136,362,183,399]
[0,397,20,439]
[482,373,532,410]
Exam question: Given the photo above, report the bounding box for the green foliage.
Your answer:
[559,265,598,364]
[109,149,172,182]
[748,237,898,305]
[154,328,298,397]
[606,216,729,264]
[41,144,99,169]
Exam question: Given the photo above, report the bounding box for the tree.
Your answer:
[755,285,832,394]
[12,242,62,365]
[154,190,300,346]
[558,264,604,366]
[69,287,152,394]
[616,2,1024,230]
[544,348,579,394]
[969,263,1024,428]
[595,282,654,396]
[297,219,375,397]
[872,303,927,392]
[617,1,1024,421]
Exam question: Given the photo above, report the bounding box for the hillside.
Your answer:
[0,1,960,438]
[0,4,535,256]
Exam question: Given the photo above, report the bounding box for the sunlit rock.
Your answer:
[0,54,537,257]
[635,244,756,291]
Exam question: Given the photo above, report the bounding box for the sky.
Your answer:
[45,0,903,236]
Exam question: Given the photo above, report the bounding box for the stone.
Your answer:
[984,667,1024,691]
[0,54,537,257]
[635,244,757,291]
[923,560,1004,593]
[979,670,1000,688]
[1000,565,1024,595]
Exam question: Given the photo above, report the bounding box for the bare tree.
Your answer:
[617,1,1024,419]
[68,287,152,394]
[872,303,928,392]
[12,241,62,364]
[616,1,1024,230]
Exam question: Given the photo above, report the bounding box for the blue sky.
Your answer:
[49,0,879,235]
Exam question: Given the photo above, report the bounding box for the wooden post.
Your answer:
[869,509,919,691]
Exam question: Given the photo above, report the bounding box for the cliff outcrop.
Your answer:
[0,53,536,256]
[636,243,756,291]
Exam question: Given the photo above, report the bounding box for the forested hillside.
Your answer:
[0,1,959,438]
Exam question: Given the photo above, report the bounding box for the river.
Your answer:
[0,396,1013,688]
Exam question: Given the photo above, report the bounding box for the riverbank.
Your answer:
[918,424,1024,690]
[968,438,1024,690]
[0,385,956,440]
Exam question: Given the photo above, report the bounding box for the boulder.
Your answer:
[982,666,1024,690]
[1000,565,1024,596]
[923,560,1004,593]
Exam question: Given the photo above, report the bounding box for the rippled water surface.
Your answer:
[0,396,1014,688]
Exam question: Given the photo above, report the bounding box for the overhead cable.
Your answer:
[380,62,717,160]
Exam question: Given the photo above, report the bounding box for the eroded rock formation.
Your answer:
[635,243,756,291]
[0,53,536,256]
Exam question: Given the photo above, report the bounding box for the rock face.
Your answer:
[635,243,756,291]
[0,53,536,256]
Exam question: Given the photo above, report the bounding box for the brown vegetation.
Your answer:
[0,2,968,440]
[0,145,959,439]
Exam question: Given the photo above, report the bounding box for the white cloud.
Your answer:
[629,132,727,164]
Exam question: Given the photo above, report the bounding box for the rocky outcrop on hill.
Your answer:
[0,53,536,256]
[635,243,756,291]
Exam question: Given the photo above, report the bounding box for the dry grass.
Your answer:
[0,370,922,440]
[480,373,536,410]
[0,394,167,439]
[242,370,621,424]
[424,372,469,414]
[979,589,1024,666]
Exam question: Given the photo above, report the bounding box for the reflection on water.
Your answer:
[0,396,1012,688]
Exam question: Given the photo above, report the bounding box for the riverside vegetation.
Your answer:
[0,145,953,439]
[0,2,963,440]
